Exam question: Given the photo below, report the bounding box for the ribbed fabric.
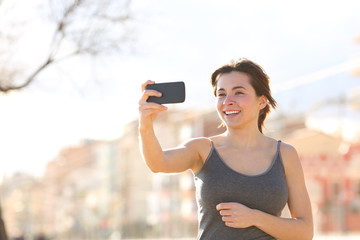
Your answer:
[193,140,288,240]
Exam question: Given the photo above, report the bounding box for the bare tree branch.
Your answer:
[0,0,134,93]
[0,58,54,92]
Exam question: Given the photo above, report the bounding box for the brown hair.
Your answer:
[210,58,277,133]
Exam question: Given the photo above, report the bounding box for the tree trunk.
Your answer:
[0,204,7,240]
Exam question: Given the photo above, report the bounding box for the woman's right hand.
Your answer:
[138,80,168,130]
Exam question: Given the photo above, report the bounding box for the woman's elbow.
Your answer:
[302,220,314,240]
[307,226,314,240]
[146,162,169,173]
[146,164,162,173]
[292,217,313,240]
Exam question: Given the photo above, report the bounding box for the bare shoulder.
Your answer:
[182,137,212,157]
[180,137,213,172]
[279,141,298,157]
[182,137,212,148]
[279,141,303,175]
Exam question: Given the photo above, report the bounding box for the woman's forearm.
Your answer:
[138,126,166,173]
[252,209,313,240]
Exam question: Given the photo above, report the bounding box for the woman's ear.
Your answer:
[259,95,268,110]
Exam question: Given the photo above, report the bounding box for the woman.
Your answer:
[138,58,313,239]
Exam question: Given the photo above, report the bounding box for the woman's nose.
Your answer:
[223,95,234,105]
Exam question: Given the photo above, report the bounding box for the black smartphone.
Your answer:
[146,81,186,104]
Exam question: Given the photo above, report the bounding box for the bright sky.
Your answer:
[1,0,360,177]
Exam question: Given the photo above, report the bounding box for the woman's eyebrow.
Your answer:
[217,86,246,91]
[233,86,246,90]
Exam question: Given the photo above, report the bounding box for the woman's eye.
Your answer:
[235,91,244,95]
[217,93,226,97]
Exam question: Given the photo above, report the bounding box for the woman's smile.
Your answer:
[224,110,241,117]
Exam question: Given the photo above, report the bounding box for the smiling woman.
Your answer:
[211,59,277,133]
[138,58,314,239]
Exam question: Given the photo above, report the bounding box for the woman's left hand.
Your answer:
[216,202,257,228]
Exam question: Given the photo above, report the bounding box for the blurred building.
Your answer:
[115,118,153,238]
[42,140,106,239]
[285,130,360,233]
[0,173,45,239]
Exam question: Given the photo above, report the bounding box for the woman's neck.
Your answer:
[224,127,265,149]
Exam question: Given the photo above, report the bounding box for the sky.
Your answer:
[1,0,360,177]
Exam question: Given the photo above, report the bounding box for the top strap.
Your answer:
[209,138,215,148]
[277,140,282,152]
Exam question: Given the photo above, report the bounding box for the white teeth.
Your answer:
[225,111,240,115]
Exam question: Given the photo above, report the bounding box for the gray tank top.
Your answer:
[193,140,288,239]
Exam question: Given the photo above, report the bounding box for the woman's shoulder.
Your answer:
[182,137,214,168]
[277,140,303,175]
[182,137,212,151]
[278,140,298,157]
[184,134,227,146]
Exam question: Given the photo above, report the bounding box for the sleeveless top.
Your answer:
[193,140,288,240]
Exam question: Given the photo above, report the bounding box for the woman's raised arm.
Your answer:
[138,80,205,174]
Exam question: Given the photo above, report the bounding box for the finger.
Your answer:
[222,215,235,222]
[138,89,162,104]
[141,80,155,92]
[139,102,168,113]
[139,103,168,117]
[224,221,236,228]
[219,209,232,216]
[216,203,235,211]
[138,107,166,124]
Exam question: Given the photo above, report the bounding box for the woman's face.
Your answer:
[215,71,266,130]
